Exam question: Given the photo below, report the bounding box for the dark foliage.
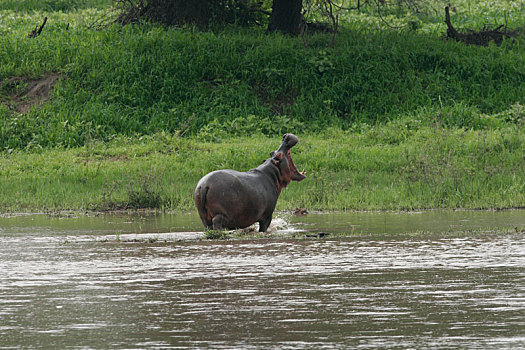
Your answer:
[268,0,302,35]
[115,0,263,27]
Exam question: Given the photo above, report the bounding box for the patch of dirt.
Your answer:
[1,73,63,114]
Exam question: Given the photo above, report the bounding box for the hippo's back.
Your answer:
[195,169,247,194]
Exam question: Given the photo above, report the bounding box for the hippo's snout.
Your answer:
[276,133,299,154]
[283,133,298,148]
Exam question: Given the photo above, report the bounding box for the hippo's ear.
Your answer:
[270,151,276,158]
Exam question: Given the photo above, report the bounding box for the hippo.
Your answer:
[194,133,306,232]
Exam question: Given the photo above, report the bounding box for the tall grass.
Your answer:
[0,127,523,211]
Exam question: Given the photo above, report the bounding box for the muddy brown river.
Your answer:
[1,210,524,349]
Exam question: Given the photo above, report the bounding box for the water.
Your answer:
[1,210,524,349]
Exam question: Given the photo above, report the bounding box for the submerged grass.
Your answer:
[290,227,525,241]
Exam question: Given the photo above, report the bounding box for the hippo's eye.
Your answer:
[270,151,276,158]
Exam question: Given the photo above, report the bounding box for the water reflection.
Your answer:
[288,210,525,236]
[0,211,524,349]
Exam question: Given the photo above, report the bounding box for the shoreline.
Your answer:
[2,206,525,219]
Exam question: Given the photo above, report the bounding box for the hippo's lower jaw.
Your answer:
[194,133,305,232]
[286,150,306,183]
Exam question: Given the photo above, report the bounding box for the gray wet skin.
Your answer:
[194,134,306,232]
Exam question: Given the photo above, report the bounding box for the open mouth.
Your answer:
[273,134,306,182]
[286,149,306,181]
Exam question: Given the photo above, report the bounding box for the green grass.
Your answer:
[0,1,524,212]
[1,126,523,212]
[0,0,113,12]
[0,4,524,150]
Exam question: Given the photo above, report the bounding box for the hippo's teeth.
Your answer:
[301,169,306,175]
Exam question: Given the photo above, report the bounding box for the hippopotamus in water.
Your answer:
[194,133,306,232]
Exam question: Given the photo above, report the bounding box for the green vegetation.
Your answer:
[205,229,230,240]
[0,1,524,212]
[1,126,523,211]
[0,0,112,12]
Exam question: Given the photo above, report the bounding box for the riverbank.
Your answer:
[1,126,524,212]
[1,5,524,151]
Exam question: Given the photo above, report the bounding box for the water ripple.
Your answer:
[1,218,524,349]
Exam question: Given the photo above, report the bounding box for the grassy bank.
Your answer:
[1,5,524,150]
[0,2,524,212]
[1,125,524,212]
